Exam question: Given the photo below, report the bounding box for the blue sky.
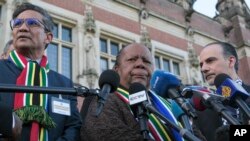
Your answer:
[194,0,250,18]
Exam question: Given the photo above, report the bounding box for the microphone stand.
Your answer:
[137,105,150,141]
[143,102,201,141]
[234,97,250,119]
[0,83,99,97]
[95,85,111,117]
[205,97,241,125]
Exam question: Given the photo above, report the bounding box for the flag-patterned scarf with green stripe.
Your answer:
[115,87,184,141]
[9,50,50,141]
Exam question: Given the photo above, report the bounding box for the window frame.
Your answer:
[154,48,182,76]
[46,21,75,79]
[99,34,131,72]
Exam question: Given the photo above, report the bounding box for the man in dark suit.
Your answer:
[197,41,250,141]
[0,3,81,141]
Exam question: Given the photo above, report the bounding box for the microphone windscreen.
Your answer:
[191,96,206,111]
[214,73,231,88]
[98,70,120,93]
[215,73,249,101]
[171,100,184,119]
[129,82,146,94]
[150,70,180,98]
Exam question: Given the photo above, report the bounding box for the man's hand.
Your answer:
[12,113,22,141]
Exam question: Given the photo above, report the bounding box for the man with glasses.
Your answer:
[0,3,81,141]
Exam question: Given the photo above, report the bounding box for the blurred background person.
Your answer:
[1,39,14,59]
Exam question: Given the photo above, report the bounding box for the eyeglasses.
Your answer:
[10,18,48,31]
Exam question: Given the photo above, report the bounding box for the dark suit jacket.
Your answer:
[193,83,250,141]
[0,102,12,138]
[0,60,82,141]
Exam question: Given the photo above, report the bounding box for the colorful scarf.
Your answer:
[115,87,184,141]
[9,50,50,141]
[148,90,184,141]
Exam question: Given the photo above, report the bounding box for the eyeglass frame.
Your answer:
[9,18,50,32]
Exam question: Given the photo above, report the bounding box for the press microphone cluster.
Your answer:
[129,82,201,141]
[150,70,197,119]
[180,79,240,125]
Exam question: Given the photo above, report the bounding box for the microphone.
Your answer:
[150,70,197,119]
[190,95,206,111]
[130,83,201,141]
[214,73,250,119]
[181,87,226,111]
[95,70,120,117]
[129,82,150,140]
[181,85,213,98]
[171,100,193,133]
[183,85,241,125]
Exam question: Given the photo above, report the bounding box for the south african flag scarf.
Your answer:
[9,50,50,141]
[115,87,184,141]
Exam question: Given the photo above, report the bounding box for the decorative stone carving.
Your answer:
[84,5,96,34]
[220,0,244,18]
[186,26,201,85]
[13,0,28,6]
[216,0,250,29]
[140,26,152,49]
[214,16,233,37]
[140,0,148,4]
[139,8,149,20]
[175,0,196,11]
[188,48,201,85]
[82,68,98,88]
[85,36,96,68]
[83,35,98,88]
[243,1,250,28]
[188,46,199,68]
[216,0,247,20]
[186,27,198,67]
[175,0,196,22]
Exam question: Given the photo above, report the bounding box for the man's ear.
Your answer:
[228,56,236,69]
[45,32,53,44]
[113,65,118,71]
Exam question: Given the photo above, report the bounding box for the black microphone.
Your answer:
[129,82,150,140]
[150,70,197,119]
[95,70,120,117]
[214,73,250,119]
